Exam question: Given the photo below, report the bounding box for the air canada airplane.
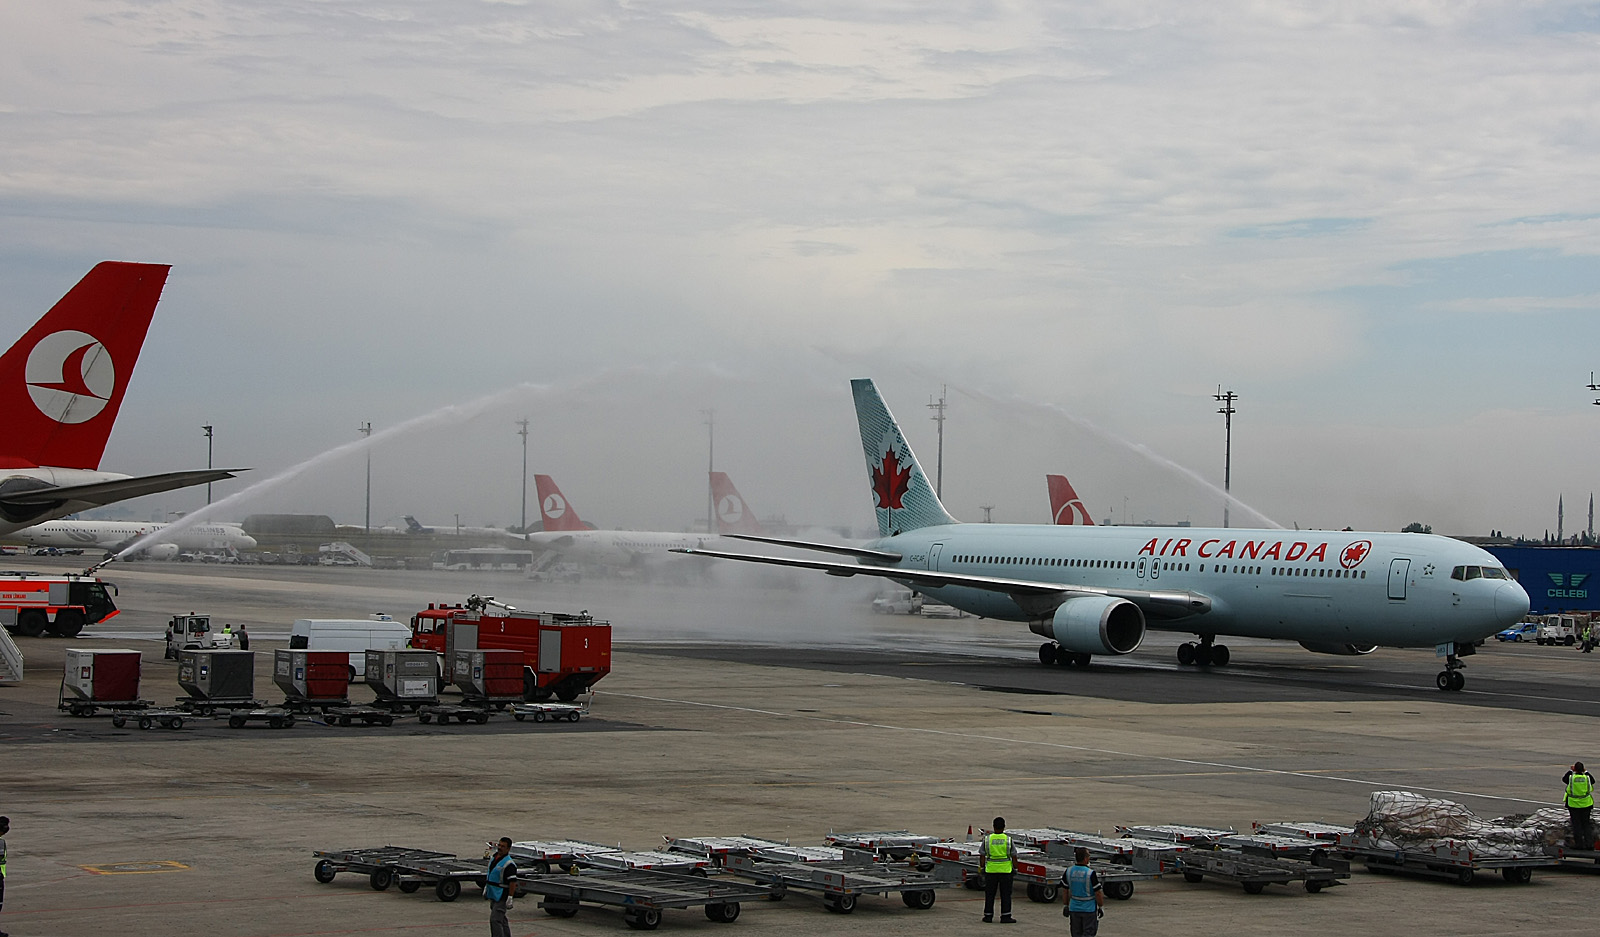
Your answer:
[10,518,256,558]
[677,379,1531,692]
[0,262,239,534]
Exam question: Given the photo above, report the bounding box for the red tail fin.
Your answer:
[709,471,764,535]
[0,262,169,470]
[1047,474,1095,525]
[534,475,587,531]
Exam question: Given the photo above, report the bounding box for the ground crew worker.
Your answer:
[982,816,1017,924]
[1,815,11,937]
[236,624,250,651]
[1062,846,1104,936]
[485,836,518,937]
[1565,762,1595,850]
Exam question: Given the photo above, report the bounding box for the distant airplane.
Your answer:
[0,262,239,534]
[677,379,1530,692]
[524,474,711,568]
[1047,474,1094,526]
[710,472,765,535]
[11,519,256,559]
[402,515,513,538]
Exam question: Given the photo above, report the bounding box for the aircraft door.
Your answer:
[1137,558,1146,578]
[927,543,943,571]
[1388,558,1410,600]
[1150,558,1160,580]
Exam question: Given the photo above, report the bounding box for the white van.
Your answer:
[288,615,413,676]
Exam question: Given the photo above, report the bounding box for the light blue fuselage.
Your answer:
[867,524,1529,648]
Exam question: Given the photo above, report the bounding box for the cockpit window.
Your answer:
[1481,567,1508,580]
[1451,565,1508,581]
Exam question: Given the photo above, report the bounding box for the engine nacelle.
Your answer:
[141,543,180,561]
[1030,595,1145,655]
[1298,641,1377,656]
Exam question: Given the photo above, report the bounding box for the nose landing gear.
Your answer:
[1435,643,1473,692]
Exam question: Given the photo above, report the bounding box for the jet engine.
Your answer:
[1030,595,1146,655]
[1298,641,1377,656]
[140,543,180,561]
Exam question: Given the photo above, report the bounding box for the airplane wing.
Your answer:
[673,546,1210,620]
[0,469,243,509]
[724,534,903,562]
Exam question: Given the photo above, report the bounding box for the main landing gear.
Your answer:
[1177,635,1230,667]
[1039,642,1092,668]
[1436,643,1473,692]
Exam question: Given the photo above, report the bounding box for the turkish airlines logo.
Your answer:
[26,330,114,423]
[542,493,567,519]
[1054,499,1093,525]
[717,495,745,525]
[1340,540,1372,569]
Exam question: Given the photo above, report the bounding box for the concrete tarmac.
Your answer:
[1,558,1596,935]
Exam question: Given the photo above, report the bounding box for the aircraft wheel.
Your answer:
[1449,671,1465,692]
[1177,643,1196,666]
[1210,644,1230,666]
[1039,642,1059,666]
[1436,671,1452,691]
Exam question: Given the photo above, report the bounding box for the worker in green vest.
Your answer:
[1565,761,1595,850]
[982,816,1017,924]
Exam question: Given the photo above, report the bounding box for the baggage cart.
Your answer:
[451,648,524,708]
[516,867,775,929]
[1253,820,1353,842]
[579,850,710,875]
[1177,845,1350,894]
[1545,843,1600,873]
[923,841,1152,902]
[416,703,493,725]
[511,700,587,723]
[1115,823,1235,845]
[824,830,943,862]
[176,649,256,714]
[509,839,619,873]
[60,648,142,715]
[722,853,945,913]
[1338,832,1554,884]
[311,847,455,891]
[322,705,397,727]
[121,707,193,730]
[274,649,351,713]
[756,844,845,863]
[1011,827,1186,874]
[224,706,298,729]
[364,649,439,711]
[386,855,490,901]
[664,836,787,866]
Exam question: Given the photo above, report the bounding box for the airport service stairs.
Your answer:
[0,623,23,683]
[318,541,373,567]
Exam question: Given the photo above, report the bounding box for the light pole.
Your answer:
[516,418,529,533]
[927,386,947,499]
[1214,387,1237,528]
[201,424,213,504]
[701,409,715,534]
[358,422,372,532]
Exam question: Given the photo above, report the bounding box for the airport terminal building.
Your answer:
[1484,545,1600,615]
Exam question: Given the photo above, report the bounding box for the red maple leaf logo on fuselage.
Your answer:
[872,448,912,511]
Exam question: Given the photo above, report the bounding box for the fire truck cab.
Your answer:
[410,595,610,701]
[0,573,119,637]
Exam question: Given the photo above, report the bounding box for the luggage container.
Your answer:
[365,649,439,710]
[451,648,523,705]
[177,649,256,713]
[62,647,141,704]
[274,649,351,712]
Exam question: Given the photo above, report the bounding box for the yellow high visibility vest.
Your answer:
[1568,773,1595,809]
[984,833,1013,874]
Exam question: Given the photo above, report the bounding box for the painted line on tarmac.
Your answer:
[611,691,1558,807]
[1373,681,1600,706]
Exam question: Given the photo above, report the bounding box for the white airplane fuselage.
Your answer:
[525,530,714,568]
[13,517,257,553]
[872,524,1527,649]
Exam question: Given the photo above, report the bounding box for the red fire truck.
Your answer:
[409,595,610,701]
[0,573,119,637]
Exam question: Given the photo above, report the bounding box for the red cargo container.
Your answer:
[274,649,351,705]
[411,598,611,701]
[63,648,141,703]
[452,648,524,700]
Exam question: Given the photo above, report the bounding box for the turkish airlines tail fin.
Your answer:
[0,262,169,470]
[534,475,588,532]
[1047,474,1095,525]
[709,472,764,535]
[850,379,958,537]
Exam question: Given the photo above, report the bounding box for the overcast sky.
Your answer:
[2,1,1597,536]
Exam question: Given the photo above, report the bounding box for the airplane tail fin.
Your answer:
[403,515,424,533]
[709,471,764,535]
[1047,474,1095,525]
[534,475,587,531]
[0,262,170,470]
[850,379,958,537]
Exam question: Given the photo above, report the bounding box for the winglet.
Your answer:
[850,379,957,537]
[1047,474,1095,525]
[534,475,588,532]
[0,262,169,470]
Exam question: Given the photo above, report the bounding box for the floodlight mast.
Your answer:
[1214,387,1238,528]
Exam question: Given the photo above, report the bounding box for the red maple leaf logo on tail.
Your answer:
[871,448,912,510]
